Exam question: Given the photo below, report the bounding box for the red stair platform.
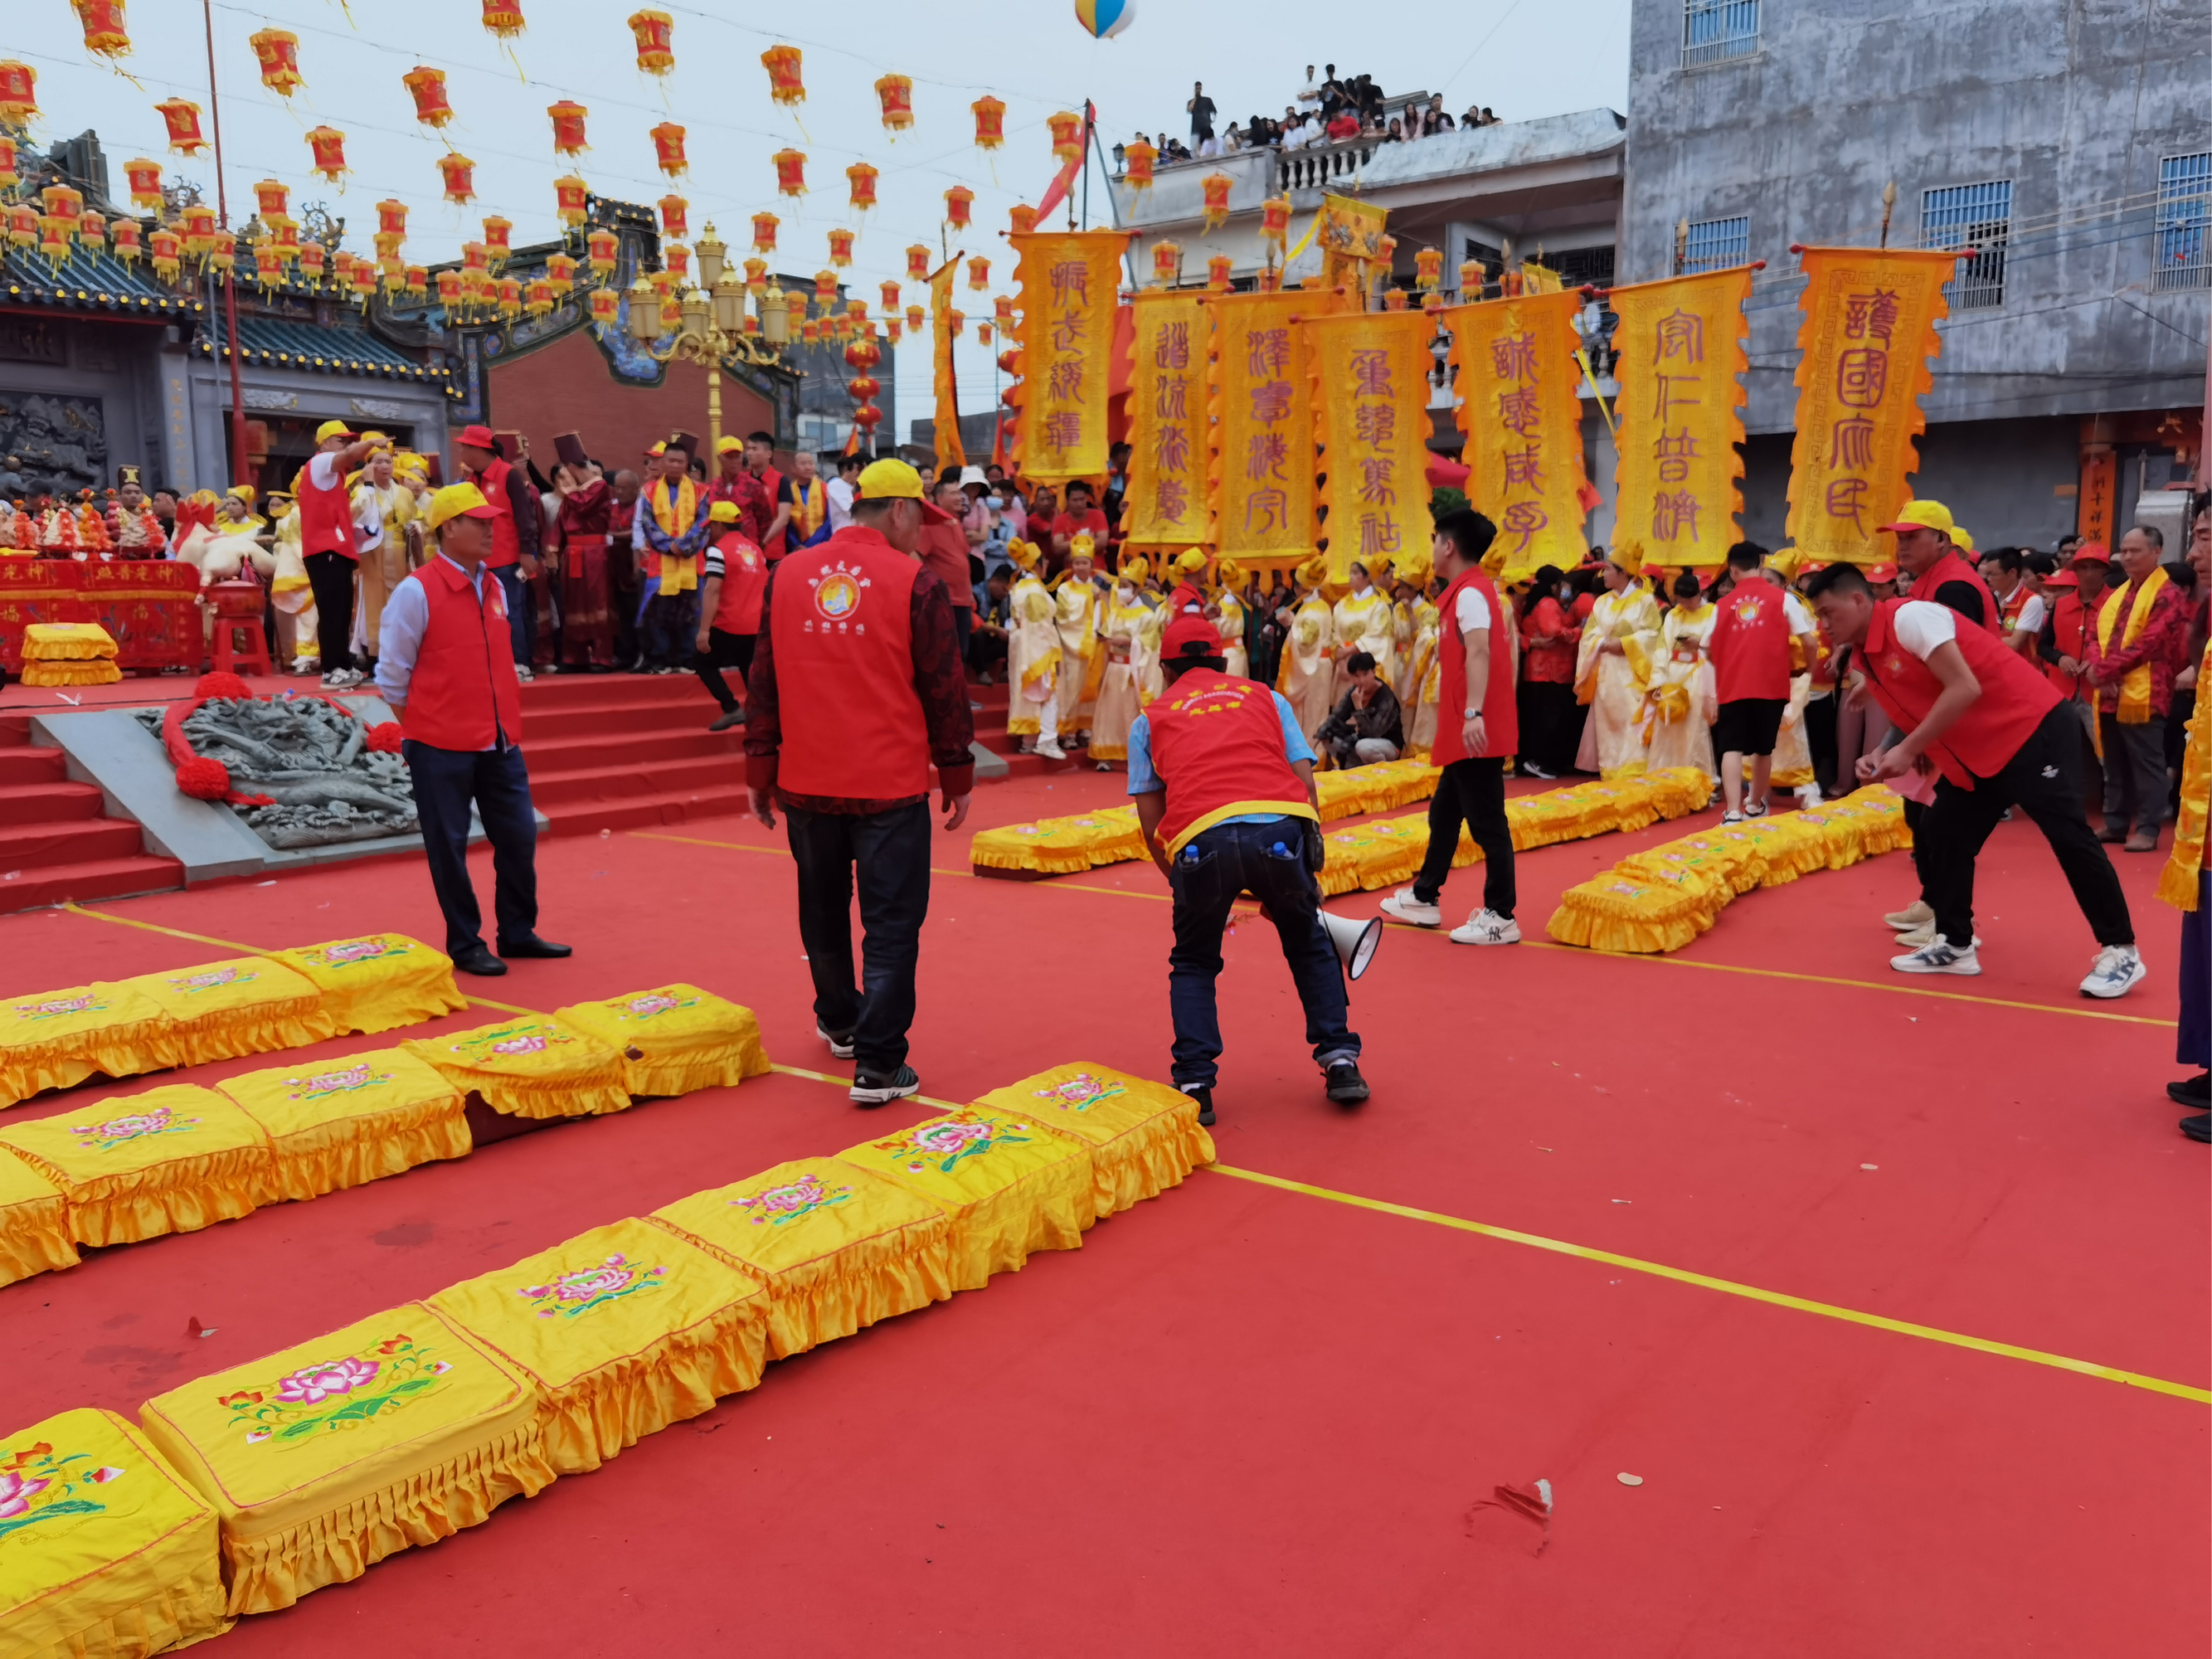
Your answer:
[518,672,750,834]
[969,677,1102,780]
[0,713,183,912]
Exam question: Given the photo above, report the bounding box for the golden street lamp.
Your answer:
[625,220,790,450]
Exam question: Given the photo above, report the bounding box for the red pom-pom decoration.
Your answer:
[174,756,233,800]
[195,671,250,701]
[365,722,406,754]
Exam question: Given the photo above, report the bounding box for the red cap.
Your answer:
[457,424,498,451]
[2044,569,2078,589]
[1865,561,1898,583]
[2069,543,2111,567]
[1162,611,1226,664]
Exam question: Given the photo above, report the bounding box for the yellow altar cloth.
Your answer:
[22,621,119,659]
[553,984,771,1098]
[18,659,123,686]
[120,957,334,1069]
[0,1085,270,1248]
[217,1048,469,1203]
[649,1158,955,1360]
[975,1063,1216,1221]
[401,1014,630,1120]
[430,1217,766,1475]
[0,980,177,1112]
[0,1147,78,1287]
[0,1407,229,1657]
[139,1303,553,1616]
[838,1107,1093,1292]
[258,934,468,1036]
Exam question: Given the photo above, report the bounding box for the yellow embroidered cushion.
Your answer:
[0,980,177,1112]
[216,1048,469,1203]
[21,621,119,659]
[139,1303,553,1616]
[649,1158,955,1360]
[0,1149,78,1288]
[428,1217,767,1475]
[974,1063,1217,1221]
[970,815,1098,876]
[260,933,468,1036]
[0,1085,272,1248]
[19,658,122,687]
[401,1014,630,1119]
[120,957,335,1068]
[552,984,771,1098]
[0,1408,228,1657]
[837,1107,1092,1292]
[1545,870,1719,956]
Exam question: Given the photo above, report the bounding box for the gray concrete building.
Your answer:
[1622,0,2210,549]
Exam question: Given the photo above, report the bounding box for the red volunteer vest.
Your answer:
[710,531,766,634]
[396,558,524,752]
[474,456,521,570]
[756,465,787,559]
[1709,579,1793,703]
[1145,665,1315,855]
[1857,599,2059,787]
[1166,578,1207,616]
[294,453,357,561]
[769,528,928,798]
[2047,591,2090,697]
[1918,549,2001,633]
[1431,567,1518,766]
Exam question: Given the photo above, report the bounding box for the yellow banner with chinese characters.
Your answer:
[1318,193,1389,298]
[930,259,965,474]
[1124,289,1214,551]
[1307,308,1437,586]
[1011,229,1131,483]
[1783,246,1959,565]
[1608,266,1751,570]
[1208,287,1340,572]
[1445,288,1591,584]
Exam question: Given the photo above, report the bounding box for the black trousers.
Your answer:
[1805,690,1839,794]
[694,628,755,712]
[966,628,1009,679]
[1517,679,1577,774]
[786,800,931,1075]
[2098,714,2166,838]
[1411,756,1514,918]
[402,739,539,956]
[304,550,356,673]
[1921,703,2134,950]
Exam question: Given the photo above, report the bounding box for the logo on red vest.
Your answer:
[1732,594,1767,623]
[805,561,870,635]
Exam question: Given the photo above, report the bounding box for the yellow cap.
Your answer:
[1296,554,1329,588]
[1070,532,1096,562]
[1174,547,1207,574]
[856,456,925,501]
[358,431,391,450]
[1120,553,1150,583]
[426,481,496,532]
[314,417,357,444]
[714,435,745,456]
[1878,499,1955,537]
[1215,557,1243,587]
[707,499,741,524]
[226,483,255,502]
[1950,525,1975,554]
[1006,538,1040,570]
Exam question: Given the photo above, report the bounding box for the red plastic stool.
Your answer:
[206,581,272,678]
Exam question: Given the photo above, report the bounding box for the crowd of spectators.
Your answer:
[1133,65,1500,168]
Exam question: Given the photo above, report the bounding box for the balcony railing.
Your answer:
[1276,137,1385,194]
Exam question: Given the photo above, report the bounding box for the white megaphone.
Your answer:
[1320,908,1382,980]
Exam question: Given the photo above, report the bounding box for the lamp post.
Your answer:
[626,221,790,450]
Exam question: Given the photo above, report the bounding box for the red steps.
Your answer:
[0,713,183,912]
[516,673,749,833]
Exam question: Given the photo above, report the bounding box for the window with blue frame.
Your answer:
[2157,153,2210,290]
[1684,0,1760,66]
[1922,180,2012,309]
[1678,215,1749,275]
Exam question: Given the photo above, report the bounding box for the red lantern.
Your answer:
[297,240,324,282]
[253,179,289,221]
[248,29,303,96]
[1047,110,1083,163]
[1383,286,1407,311]
[853,403,882,432]
[205,231,237,277]
[1415,246,1443,290]
[972,95,1005,151]
[800,318,819,345]
[879,279,900,312]
[943,185,974,229]
[154,97,206,156]
[76,210,105,251]
[482,216,513,268]
[1208,254,1232,292]
[628,9,674,75]
[1009,204,1039,236]
[402,66,453,128]
[148,224,181,280]
[1123,140,1156,191]
[497,275,523,319]
[305,126,348,185]
[751,212,779,252]
[379,254,406,296]
[268,214,300,263]
[665,243,689,284]
[526,277,556,319]
[650,122,688,178]
[547,251,578,289]
[658,194,688,240]
[848,375,881,401]
[555,174,591,227]
[772,148,806,197]
[997,349,1018,376]
[886,319,902,344]
[482,2,526,39]
[1262,195,1291,252]
[123,157,163,210]
[333,248,357,285]
[828,228,855,268]
[352,260,378,304]
[906,245,931,281]
[462,241,489,278]
[438,153,477,205]
[0,138,18,192]
[548,100,589,158]
[993,294,1014,325]
[406,265,429,299]
[761,44,804,105]
[72,0,132,63]
[179,202,216,256]
[435,268,463,309]
[110,217,142,265]
[977,322,994,344]
[251,241,284,291]
[590,286,620,327]
[814,269,838,304]
[847,162,879,212]
[1151,241,1181,285]
[586,227,618,276]
[948,309,965,339]
[966,255,989,291]
[0,62,37,129]
[875,74,913,133]
[1459,258,1485,295]
[1201,171,1232,232]
[745,257,766,294]
[905,304,924,331]
[7,203,39,252]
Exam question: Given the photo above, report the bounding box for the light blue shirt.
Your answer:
[1126,688,1315,834]
[372,553,500,749]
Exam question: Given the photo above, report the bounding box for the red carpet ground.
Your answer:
[2,765,2204,1655]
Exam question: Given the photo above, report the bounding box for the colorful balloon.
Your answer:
[1072,0,1135,40]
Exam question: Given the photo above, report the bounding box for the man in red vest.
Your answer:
[372,483,569,978]
[1806,563,2140,996]
[744,458,975,1105]
[1882,499,2000,631]
[741,431,786,560]
[1707,542,1820,823]
[1382,510,1522,944]
[1131,611,1366,1125]
[454,423,542,681]
[693,499,765,732]
[294,418,383,688]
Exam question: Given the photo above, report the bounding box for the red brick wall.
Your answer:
[485,328,775,480]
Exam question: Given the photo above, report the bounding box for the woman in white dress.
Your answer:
[1641,571,1718,778]
[1332,557,1398,695]
[1572,555,1663,777]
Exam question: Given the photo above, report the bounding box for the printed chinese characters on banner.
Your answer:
[1607,267,1750,568]
[1012,230,1131,483]
[1124,289,1214,549]
[1782,246,1960,565]
[1445,288,1591,582]
[1306,309,1437,585]
[1208,287,1338,570]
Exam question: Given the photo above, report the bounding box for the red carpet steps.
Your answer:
[518,673,749,834]
[0,713,183,911]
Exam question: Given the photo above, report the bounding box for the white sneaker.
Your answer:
[2079,944,2146,1000]
[1380,889,1442,927]
[320,668,357,688]
[1883,898,1934,931]
[1797,782,1824,806]
[1035,738,1067,761]
[1890,937,1981,976]
[1450,907,1521,946]
[1895,921,1979,949]
[514,664,535,684]
[1520,762,1556,780]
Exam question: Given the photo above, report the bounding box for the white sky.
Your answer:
[10,0,1634,408]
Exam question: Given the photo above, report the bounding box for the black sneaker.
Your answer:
[849,1063,921,1107]
[2182,1113,2210,1144]
[816,1022,855,1061]
[1324,1063,1369,1106]
[1181,1085,1214,1127]
[2167,1072,2210,1107]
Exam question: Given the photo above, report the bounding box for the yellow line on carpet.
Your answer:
[1203,1164,2211,1404]
[766,1060,965,1112]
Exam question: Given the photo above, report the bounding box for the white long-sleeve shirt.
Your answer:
[372,553,498,748]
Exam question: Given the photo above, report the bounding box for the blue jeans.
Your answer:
[402,739,538,955]
[492,564,532,666]
[786,801,932,1075]
[1166,816,1359,1091]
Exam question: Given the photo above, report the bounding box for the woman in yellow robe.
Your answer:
[1053,536,1105,743]
[1135,599,1168,704]
[1573,558,1663,778]
[1090,557,1153,766]
[1213,558,1249,679]
[1004,541,1064,759]
[1641,577,1718,778]
[1391,552,1437,755]
[1332,557,1398,695]
[1277,556,1337,737]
